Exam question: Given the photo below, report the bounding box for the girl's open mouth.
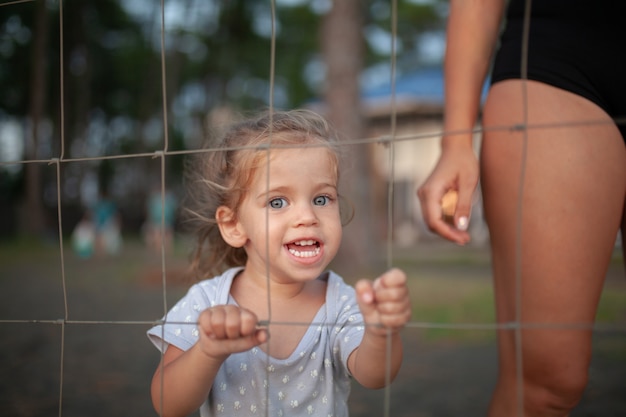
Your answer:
[286,239,321,258]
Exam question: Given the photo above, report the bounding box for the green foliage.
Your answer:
[0,0,446,236]
[0,2,37,115]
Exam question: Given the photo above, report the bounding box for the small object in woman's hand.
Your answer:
[441,190,458,226]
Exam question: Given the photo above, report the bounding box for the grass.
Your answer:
[597,290,626,323]
[405,274,496,343]
[405,276,626,343]
[395,245,626,343]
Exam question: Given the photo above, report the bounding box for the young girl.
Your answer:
[147,109,411,417]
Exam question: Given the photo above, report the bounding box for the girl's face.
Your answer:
[234,146,342,284]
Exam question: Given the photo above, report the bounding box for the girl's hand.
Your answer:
[417,142,479,245]
[197,305,268,360]
[355,268,411,336]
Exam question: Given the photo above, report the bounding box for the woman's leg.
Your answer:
[481,80,626,417]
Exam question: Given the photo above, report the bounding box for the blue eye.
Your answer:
[313,195,330,206]
[269,197,287,209]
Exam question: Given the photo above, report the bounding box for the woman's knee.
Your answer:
[523,355,589,414]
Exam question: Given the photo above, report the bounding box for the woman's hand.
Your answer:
[417,141,479,245]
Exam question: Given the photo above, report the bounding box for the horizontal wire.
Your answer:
[0,0,35,7]
[2,116,624,167]
[2,318,625,332]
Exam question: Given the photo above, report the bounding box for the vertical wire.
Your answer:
[265,1,277,318]
[58,0,65,160]
[160,0,170,153]
[157,151,168,417]
[267,0,276,115]
[386,0,398,269]
[158,0,170,350]
[158,152,168,311]
[158,1,168,416]
[263,1,278,415]
[382,0,399,416]
[513,0,532,415]
[56,2,67,416]
[54,159,68,417]
[58,320,66,417]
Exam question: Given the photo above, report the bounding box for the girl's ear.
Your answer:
[216,206,247,248]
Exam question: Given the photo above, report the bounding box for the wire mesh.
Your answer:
[0,1,624,417]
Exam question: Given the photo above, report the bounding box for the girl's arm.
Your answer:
[151,343,224,417]
[349,268,411,389]
[417,0,505,243]
[347,326,404,389]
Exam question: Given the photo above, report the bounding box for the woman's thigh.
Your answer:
[480,80,625,375]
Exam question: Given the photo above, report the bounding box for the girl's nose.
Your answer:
[294,203,319,227]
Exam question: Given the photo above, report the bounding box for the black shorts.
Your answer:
[490,0,626,141]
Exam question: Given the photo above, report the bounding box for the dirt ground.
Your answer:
[0,241,624,417]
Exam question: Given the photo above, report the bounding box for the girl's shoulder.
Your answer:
[324,270,356,296]
[323,271,359,319]
[184,266,244,304]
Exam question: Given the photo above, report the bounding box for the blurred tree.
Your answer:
[23,0,48,237]
[1,0,167,236]
[320,0,373,272]
[0,0,445,238]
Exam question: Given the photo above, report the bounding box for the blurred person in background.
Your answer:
[143,185,178,254]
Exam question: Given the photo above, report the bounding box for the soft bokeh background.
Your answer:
[1,1,624,416]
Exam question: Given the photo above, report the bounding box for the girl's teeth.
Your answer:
[289,247,321,258]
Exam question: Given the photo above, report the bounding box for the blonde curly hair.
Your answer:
[184,109,351,278]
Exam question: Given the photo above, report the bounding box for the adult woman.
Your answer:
[418,1,625,415]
